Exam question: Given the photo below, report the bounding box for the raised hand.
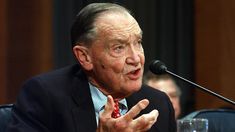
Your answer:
[96,95,159,132]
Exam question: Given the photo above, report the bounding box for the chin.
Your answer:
[126,83,142,93]
[114,85,140,98]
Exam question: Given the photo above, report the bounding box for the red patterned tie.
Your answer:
[111,99,121,118]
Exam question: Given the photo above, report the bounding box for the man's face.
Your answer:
[88,13,145,99]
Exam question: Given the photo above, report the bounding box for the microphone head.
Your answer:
[149,60,167,74]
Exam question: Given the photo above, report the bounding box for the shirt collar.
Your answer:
[89,83,128,113]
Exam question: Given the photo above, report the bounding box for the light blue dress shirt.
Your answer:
[89,83,128,125]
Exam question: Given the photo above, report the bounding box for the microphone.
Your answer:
[149,60,235,106]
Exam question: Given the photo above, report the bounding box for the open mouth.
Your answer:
[130,69,140,74]
[127,68,141,80]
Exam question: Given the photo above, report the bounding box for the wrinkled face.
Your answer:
[86,12,145,99]
[147,79,181,119]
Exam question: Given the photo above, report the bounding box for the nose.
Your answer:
[126,45,141,66]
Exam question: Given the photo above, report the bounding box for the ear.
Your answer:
[73,45,93,71]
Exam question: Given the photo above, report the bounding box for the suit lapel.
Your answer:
[126,86,151,117]
[71,70,97,132]
[126,93,138,109]
[126,86,143,110]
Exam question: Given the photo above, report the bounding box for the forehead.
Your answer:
[95,12,142,38]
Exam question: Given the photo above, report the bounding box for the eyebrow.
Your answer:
[112,37,142,45]
[113,31,143,42]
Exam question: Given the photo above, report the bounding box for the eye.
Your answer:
[113,44,125,53]
[134,39,143,49]
[138,39,142,45]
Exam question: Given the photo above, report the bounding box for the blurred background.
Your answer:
[0,0,235,118]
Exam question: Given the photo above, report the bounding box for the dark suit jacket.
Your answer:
[6,64,176,132]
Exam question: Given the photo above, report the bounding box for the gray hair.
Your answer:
[71,3,131,47]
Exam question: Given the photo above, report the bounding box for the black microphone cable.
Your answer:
[149,60,235,106]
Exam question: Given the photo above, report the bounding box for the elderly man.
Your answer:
[6,3,176,132]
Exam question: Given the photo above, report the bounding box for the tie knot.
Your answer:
[112,100,121,118]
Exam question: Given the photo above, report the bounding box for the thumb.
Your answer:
[100,95,115,117]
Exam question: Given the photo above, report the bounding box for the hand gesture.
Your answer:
[96,95,159,132]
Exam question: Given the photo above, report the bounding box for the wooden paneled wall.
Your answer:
[195,0,235,109]
[0,0,7,103]
[0,0,53,104]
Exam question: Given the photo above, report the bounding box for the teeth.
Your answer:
[131,70,137,74]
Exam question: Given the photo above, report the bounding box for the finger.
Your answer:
[144,109,159,123]
[124,99,149,121]
[140,113,158,131]
[100,95,114,117]
[134,109,159,131]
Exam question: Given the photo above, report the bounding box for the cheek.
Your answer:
[101,57,126,73]
[139,53,145,64]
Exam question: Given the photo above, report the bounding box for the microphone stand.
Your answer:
[166,70,235,106]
